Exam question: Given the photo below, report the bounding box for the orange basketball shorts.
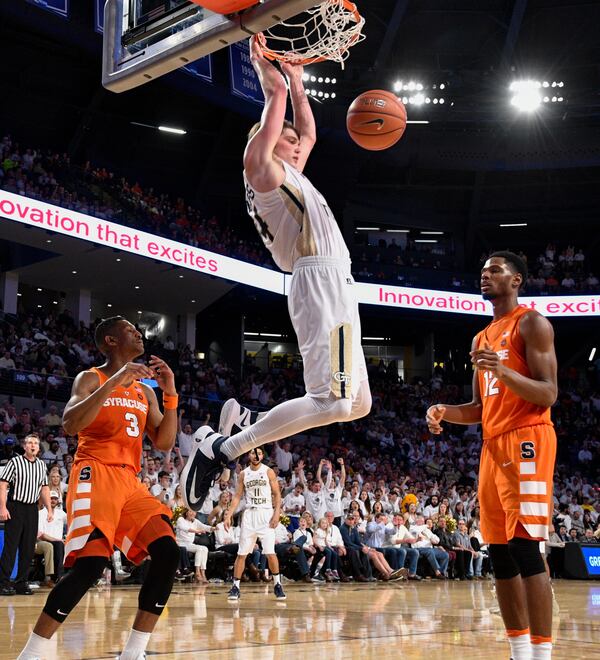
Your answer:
[478,424,556,545]
[64,460,174,567]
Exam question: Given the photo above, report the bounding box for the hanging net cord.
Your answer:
[260,0,365,67]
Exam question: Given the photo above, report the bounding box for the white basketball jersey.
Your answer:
[243,463,272,510]
[243,160,350,273]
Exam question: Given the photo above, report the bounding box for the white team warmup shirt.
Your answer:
[244,160,368,399]
[238,463,276,556]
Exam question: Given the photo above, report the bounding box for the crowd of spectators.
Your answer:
[522,243,599,295]
[1,306,599,587]
[0,134,270,269]
[4,135,598,295]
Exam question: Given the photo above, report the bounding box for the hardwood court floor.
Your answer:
[2,580,599,659]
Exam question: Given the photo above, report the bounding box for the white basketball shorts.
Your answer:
[238,508,276,556]
[288,256,368,399]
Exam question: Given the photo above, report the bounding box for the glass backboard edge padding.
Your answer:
[103,1,238,92]
[102,0,322,93]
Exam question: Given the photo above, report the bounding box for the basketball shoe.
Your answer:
[180,426,229,512]
[274,583,286,600]
[218,398,265,436]
[227,585,241,601]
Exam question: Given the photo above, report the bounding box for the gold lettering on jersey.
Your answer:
[246,478,268,489]
[103,397,148,413]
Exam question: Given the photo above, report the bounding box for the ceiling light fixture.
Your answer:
[158,125,187,135]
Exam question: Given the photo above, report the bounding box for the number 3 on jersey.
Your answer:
[483,371,500,397]
[124,412,140,437]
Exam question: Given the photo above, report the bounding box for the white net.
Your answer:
[260,0,365,68]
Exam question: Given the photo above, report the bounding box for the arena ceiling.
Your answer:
[1,0,600,266]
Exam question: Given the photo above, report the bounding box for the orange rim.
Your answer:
[258,0,363,66]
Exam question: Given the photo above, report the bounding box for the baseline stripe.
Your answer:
[519,481,547,495]
[68,515,91,533]
[122,535,133,556]
[519,462,536,475]
[522,523,548,539]
[72,498,91,513]
[65,533,90,556]
[520,502,548,516]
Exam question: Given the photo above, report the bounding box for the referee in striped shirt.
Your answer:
[0,433,52,595]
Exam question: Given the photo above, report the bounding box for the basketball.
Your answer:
[346,90,407,151]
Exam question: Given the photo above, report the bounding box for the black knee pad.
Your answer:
[43,556,108,623]
[488,544,520,580]
[138,535,179,616]
[507,537,546,578]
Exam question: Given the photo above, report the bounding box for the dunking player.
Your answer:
[181,36,371,510]
[427,252,557,660]
[18,317,180,660]
[224,447,285,601]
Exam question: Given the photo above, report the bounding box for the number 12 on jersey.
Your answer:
[483,371,500,397]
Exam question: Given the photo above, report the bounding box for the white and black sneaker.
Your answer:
[180,426,229,512]
[227,585,241,601]
[219,398,262,436]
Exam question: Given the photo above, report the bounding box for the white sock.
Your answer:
[507,631,532,660]
[17,632,53,660]
[119,629,152,660]
[221,395,348,460]
[233,578,241,589]
[531,641,552,659]
[272,573,281,586]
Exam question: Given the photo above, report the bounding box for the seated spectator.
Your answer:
[313,517,340,582]
[170,484,186,511]
[34,491,67,587]
[208,491,232,526]
[451,520,479,579]
[409,516,449,579]
[283,482,305,530]
[151,471,175,505]
[324,511,348,581]
[384,513,421,580]
[339,513,372,582]
[41,440,63,468]
[175,509,214,583]
[273,520,312,583]
[41,405,62,430]
[47,465,66,508]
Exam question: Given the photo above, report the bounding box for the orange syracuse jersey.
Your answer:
[475,305,552,439]
[75,367,149,471]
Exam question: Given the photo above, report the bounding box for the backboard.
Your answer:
[102,0,322,93]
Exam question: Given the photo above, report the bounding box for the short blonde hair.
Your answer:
[247,119,300,142]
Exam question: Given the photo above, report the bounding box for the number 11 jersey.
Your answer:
[75,367,148,471]
[475,305,552,440]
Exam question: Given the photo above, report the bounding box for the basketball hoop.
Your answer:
[258,0,365,68]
